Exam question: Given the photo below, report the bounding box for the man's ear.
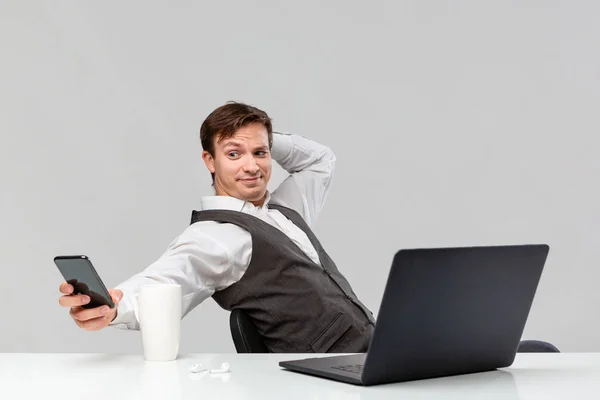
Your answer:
[202,151,215,174]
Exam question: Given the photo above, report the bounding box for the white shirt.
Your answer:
[110,132,336,330]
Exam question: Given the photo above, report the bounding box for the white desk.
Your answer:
[1,353,599,399]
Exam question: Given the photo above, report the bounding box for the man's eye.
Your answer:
[228,152,239,157]
[255,151,267,156]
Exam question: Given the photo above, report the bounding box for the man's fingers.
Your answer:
[61,287,121,331]
[70,305,112,322]
[59,282,73,295]
[58,293,90,308]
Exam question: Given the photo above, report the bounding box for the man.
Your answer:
[58,102,374,352]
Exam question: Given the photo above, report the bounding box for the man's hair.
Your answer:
[200,101,273,183]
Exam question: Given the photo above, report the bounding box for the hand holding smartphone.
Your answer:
[55,255,123,331]
[54,255,115,309]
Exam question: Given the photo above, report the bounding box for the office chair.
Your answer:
[517,340,560,353]
[229,309,561,354]
[230,309,268,353]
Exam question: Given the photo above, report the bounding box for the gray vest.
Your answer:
[190,203,375,353]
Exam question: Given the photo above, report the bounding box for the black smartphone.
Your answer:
[53,255,115,309]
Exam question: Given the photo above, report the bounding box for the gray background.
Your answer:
[1,0,598,354]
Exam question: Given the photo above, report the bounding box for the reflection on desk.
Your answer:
[1,353,599,399]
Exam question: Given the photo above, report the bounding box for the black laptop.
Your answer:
[279,244,549,386]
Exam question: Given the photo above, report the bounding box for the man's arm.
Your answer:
[110,223,249,330]
[269,132,336,228]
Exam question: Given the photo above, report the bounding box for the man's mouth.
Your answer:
[240,176,260,182]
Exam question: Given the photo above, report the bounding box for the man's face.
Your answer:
[202,123,272,206]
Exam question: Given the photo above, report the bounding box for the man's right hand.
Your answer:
[58,282,123,331]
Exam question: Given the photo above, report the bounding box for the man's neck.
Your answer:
[249,195,267,208]
[213,190,268,208]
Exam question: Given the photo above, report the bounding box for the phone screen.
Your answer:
[54,256,115,308]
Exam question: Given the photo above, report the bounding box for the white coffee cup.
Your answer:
[137,284,182,361]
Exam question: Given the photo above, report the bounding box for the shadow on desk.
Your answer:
[271,369,520,400]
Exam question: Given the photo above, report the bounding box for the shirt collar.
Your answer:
[198,191,272,212]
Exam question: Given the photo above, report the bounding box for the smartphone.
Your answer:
[53,255,115,309]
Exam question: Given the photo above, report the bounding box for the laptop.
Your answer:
[279,244,549,386]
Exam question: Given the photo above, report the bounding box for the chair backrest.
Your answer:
[229,309,268,353]
[517,340,560,353]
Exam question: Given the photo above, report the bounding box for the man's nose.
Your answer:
[242,156,259,173]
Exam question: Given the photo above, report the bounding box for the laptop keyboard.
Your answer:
[331,364,364,374]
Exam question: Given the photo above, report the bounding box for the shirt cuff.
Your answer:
[271,132,293,163]
[108,289,139,330]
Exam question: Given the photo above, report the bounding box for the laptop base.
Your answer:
[279,354,366,385]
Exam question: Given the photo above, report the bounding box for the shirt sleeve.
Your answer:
[109,222,252,330]
[269,132,336,228]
